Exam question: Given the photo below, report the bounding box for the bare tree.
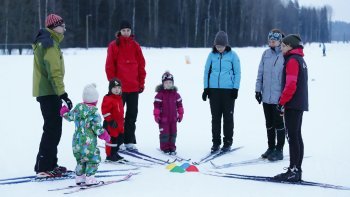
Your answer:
[38,0,41,29]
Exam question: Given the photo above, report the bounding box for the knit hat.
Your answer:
[45,14,64,29]
[214,31,229,46]
[83,83,99,103]
[109,78,122,93]
[120,20,131,30]
[282,34,302,48]
[162,71,174,83]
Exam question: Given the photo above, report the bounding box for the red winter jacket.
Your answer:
[279,48,304,106]
[101,94,124,137]
[105,35,146,93]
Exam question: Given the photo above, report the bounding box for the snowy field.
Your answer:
[0,43,350,196]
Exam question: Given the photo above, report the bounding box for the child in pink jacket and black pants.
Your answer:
[153,71,184,155]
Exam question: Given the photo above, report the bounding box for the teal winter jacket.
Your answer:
[203,47,241,89]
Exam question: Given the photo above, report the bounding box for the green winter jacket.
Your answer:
[62,103,105,163]
[32,28,65,97]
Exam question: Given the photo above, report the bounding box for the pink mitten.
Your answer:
[153,108,160,123]
[177,107,184,122]
[60,105,69,117]
[98,129,111,143]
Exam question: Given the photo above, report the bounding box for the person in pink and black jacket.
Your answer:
[153,71,184,155]
[273,34,308,182]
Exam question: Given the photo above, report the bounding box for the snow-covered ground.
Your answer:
[0,43,349,196]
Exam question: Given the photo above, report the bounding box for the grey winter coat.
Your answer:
[255,47,284,104]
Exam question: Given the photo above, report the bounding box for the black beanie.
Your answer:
[109,78,122,93]
[120,20,131,30]
[214,31,229,46]
[282,34,302,48]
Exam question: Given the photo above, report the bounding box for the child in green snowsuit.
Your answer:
[60,83,110,185]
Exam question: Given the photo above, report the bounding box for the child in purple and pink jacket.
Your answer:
[153,71,184,155]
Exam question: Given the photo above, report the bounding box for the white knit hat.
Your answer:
[82,83,99,103]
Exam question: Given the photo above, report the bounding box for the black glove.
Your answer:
[60,92,73,110]
[202,88,209,101]
[103,120,108,129]
[104,120,118,129]
[276,104,285,116]
[231,88,238,99]
[255,92,262,104]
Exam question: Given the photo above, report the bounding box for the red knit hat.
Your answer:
[45,14,64,29]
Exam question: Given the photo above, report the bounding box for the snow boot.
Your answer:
[85,175,99,185]
[36,170,62,178]
[53,165,67,174]
[75,174,86,185]
[211,144,220,153]
[273,167,302,182]
[162,149,170,154]
[268,149,283,161]
[125,143,138,151]
[221,145,231,152]
[261,148,274,159]
[106,153,124,162]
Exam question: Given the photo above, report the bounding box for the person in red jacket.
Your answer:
[102,78,125,161]
[273,34,308,182]
[153,71,184,155]
[105,20,146,151]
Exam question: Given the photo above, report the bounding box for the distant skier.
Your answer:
[255,29,286,161]
[102,78,125,162]
[202,31,241,153]
[60,83,111,185]
[274,34,309,182]
[153,71,184,155]
[322,43,326,56]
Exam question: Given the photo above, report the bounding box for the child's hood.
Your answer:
[155,84,178,92]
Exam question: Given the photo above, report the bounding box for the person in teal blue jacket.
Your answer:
[202,31,241,153]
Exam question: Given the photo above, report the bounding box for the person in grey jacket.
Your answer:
[255,29,285,161]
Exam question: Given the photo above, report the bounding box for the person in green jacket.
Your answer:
[32,14,73,178]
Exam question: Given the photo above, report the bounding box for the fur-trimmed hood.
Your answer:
[155,84,178,92]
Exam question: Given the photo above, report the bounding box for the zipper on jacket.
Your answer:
[218,53,222,88]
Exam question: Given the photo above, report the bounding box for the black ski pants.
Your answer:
[209,89,235,147]
[34,95,62,173]
[285,109,304,170]
[122,92,139,144]
[263,103,285,151]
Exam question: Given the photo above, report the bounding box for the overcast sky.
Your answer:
[297,0,350,22]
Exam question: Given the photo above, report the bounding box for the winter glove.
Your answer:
[202,88,209,101]
[103,120,118,129]
[276,104,285,116]
[177,107,184,123]
[139,86,144,93]
[255,92,262,104]
[231,88,238,99]
[60,105,69,117]
[153,108,161,123]
[60,92,73,110]
[98,129,111,143]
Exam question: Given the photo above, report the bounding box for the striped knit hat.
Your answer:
[45,14,64,29]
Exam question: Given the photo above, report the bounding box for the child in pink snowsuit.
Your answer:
[153,71,184,155]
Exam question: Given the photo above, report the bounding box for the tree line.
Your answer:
[0,0,332,49]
